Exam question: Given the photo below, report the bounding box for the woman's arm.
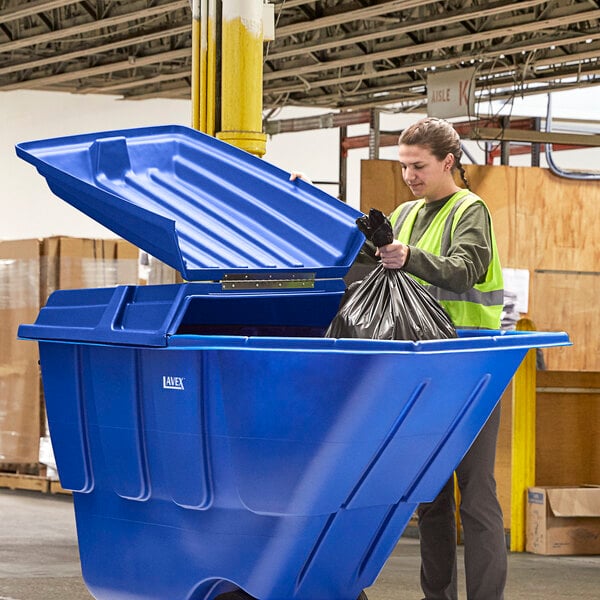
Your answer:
[379,203,493,293]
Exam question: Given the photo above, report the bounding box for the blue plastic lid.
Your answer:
[16,125,365,281]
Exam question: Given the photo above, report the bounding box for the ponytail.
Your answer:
[458,162,469,189]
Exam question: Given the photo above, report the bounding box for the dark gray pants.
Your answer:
[417,404,507,600]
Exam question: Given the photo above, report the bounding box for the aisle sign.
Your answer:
[427,67,475,118]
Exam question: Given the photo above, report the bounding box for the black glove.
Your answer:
[356,208,394,247]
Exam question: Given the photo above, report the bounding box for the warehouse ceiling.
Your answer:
[1,0,600,118]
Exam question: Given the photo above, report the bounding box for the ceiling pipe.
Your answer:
[545,94,600,180]
[264,109,373,135]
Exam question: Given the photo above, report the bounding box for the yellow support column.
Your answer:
[217,0,267,157]
[191,0,207,132]
[454,473,462,544]
[510,317,537,552]
[205,0,217,136]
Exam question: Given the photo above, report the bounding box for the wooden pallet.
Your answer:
[0,471,50,492]
[0,467,70,495]
[49,479,70,495]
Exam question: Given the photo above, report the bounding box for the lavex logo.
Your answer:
[162,376,185,390]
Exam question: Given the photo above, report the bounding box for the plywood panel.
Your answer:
[461,165,516,267]
[530,271,600,371]
[514,166,599,372]
[514,167,600,272]
[359,159,405,216]
[535,371,600,485]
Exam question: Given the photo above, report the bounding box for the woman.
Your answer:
[379,117,506,600]
[292,116,506,598]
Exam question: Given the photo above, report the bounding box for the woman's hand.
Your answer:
[376,240,410,269]
[289,171,313,184]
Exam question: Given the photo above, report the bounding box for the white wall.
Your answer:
[264,109,420,209]
[1,90,362,240]
[1,87,599,240]
[1,90,191,240]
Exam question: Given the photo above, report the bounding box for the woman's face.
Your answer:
[397,143,455,201]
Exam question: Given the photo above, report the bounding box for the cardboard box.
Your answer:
[526,486,600,555]
[0,236,139,466]
[110,239,140,286]
[40,236,139,302]
[0,239,42,463]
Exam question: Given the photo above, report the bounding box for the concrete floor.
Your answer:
[1,489,598,600]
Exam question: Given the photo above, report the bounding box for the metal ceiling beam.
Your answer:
[0,48,191,91]
[267,0,549,61]
[1,0,597,112]
[265,115,537,137]
[469,128,600,147]
[119,49,600,107]
[0,24,190,76]
[467,78,600,108]
[324,51,600,104]
[0,0,189,52]
[264,108,373,135]
[480,67,600,101]
[271,0,325,9]
[263,9,600,81]
[532,47,600,71]
[78,68,191,94]
[0,0,80,25]
[275,0,440,37]
[143,66,599,111]
[280,60,600,110]
[264,30,600,97]
[123,86,190,101]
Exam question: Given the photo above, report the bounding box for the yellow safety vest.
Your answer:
[389,189,504,329]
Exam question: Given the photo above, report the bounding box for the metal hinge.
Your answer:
[221,272,316,290]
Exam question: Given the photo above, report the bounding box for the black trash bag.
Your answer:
[326,208,457,341]
[326,264,456,341]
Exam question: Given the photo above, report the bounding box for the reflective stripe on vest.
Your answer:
[389,190,504,329]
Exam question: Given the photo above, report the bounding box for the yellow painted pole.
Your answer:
[205,0,217,136]
[510,317,537,552]
[454,473,462,544]
[191,0,207,132]
[217,0,267,157]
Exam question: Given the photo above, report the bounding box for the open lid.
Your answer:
[16,125,365,281]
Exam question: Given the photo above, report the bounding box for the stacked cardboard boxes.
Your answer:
[41,236,139,299]
[0,237,140,471]
[0,239,42,464]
